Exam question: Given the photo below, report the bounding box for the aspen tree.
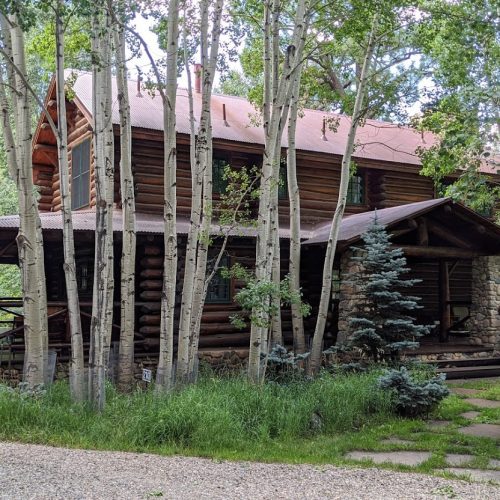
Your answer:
[55,0,85,401]
[248,0,309,383]
[156,0,180,391]
[287,69,306,354]
[0,14,49,388]
[89,5,114,410]
[111,5,136,392]
[177,0,225,384]
[307,15,379,375]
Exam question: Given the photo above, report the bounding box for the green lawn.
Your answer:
[0,372,499,481]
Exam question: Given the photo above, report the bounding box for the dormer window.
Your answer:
[347,173,365,205]
[71,139,91,210]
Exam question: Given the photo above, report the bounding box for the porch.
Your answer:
[302,198,500,374]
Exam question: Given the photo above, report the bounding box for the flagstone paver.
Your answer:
[451,388,483,397]
[459,411,481,419]
[489,459,500,468]
[380,438,413,446]
[457,424,500,439]
[427,420,451,430]
[440,467,500,484]
[444,454,475,466]
[346,451,432,466]
[465,398,500,409]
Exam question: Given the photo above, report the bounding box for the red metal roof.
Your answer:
[70,71,438,167]
[303,197,500,246]
[0,210,304,239]
[2,198,499,249]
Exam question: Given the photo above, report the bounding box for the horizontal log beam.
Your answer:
[397,245,481,259]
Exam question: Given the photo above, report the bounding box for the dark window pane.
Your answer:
[71,139,91,210]
[346,174,365,205]
[278,166,287,200]
[213,158,229,194]
[206,254,231,303]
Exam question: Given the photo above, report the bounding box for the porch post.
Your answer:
[337,248,364,344]
[469,256,500,349]
[438,260,450,342]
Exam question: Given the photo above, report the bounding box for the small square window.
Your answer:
[347,174,365,205]
[205,254,231,303]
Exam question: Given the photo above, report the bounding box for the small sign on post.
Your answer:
[142,368,152,383]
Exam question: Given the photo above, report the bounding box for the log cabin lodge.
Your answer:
[0,70,499,380]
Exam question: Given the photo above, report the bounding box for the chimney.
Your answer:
[194,63,202,93]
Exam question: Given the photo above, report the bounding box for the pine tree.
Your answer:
[347,215,428,362]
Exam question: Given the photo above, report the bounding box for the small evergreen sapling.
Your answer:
[347,215,428,362]
[378,367,449,417]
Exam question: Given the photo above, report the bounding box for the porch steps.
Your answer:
[423,357,500,380]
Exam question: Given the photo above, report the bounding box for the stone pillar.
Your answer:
[469,256,500,349]
[337,248,365,344]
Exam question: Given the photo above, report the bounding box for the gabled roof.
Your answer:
[69,71,436,167]
[302,198,500,250]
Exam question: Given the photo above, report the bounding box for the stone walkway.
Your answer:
[345,384,500,484]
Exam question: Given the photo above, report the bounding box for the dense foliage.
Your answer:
[0,372,393,451]
[378,367,449,417]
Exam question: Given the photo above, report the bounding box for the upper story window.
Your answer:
[347,173,365,205]
[71,139,91,210]
[278,165,287,200]
[213,157,229,194]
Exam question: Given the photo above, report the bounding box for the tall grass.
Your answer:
[0,372,393,456]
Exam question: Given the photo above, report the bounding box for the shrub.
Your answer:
[377,366,449,417]
[263,344,310,384]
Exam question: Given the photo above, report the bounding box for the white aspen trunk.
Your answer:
[248,0,309,382]
[287,70,306,353]
[270,163,282,347]
[177,22,202,381]
[0,15,48,388]
[156,0,180,391]
[113,21,136,392]
[55,2,85,401]
[89,7,114,410]
[307,17,378,376]
[178,0,225,384]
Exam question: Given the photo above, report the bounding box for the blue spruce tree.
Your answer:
[348,215,428,362]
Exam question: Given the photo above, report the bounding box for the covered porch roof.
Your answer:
[0,198,498,263]
[302,198,500,257]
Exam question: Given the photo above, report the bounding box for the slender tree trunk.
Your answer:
[248,0,309,382]
[113,18,136,392]
[307,16,378,376]
[287,69,306,353]
[0,15,48,388]
[55,3,85,401]
[177,0,225,384]
[156,0,180,391]
[89,7,114,410]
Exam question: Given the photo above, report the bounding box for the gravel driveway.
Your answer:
[0,442,498,499]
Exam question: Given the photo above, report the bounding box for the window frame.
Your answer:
[346,172,366,205]
[71,138,91,210]
[205,253,232,304]
[212,156,230,196]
